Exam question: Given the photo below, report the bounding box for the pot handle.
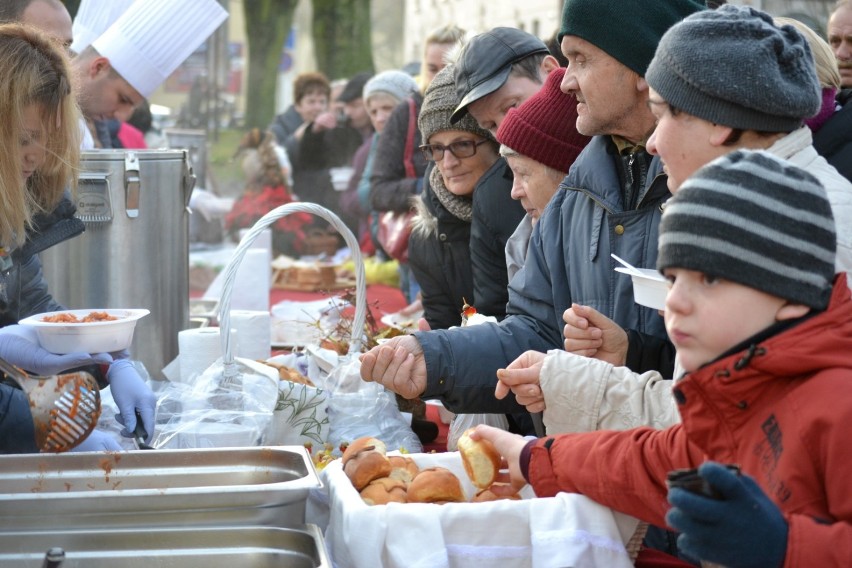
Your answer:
[124,152,140,218]
[182,150,197,210]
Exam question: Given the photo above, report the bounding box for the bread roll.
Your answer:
[342,437,392,491]
[360,477,408,505]
[407,467,465,504]
[388,455,420,485]
[457,428,500,489]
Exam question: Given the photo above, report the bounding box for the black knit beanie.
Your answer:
[646,5,821,132]
[657,150,836,310]
[558,0,706,76]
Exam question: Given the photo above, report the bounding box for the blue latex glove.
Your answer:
[666,461,788,568]
[0,325,111,375]
[70,429,123,452]
[107,359,156,443]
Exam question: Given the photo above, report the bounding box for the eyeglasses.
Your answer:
[419,138,490,162]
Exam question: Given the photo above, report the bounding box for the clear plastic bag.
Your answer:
[325,356,422,453]
[152,357,278,449]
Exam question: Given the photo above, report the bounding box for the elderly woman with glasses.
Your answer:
[408,64,500,330]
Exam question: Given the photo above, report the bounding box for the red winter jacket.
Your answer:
[528,276,852,568]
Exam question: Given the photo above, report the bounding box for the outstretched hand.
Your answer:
[562,303,628,365]
[359,335,427,399]
[495,350,546,412]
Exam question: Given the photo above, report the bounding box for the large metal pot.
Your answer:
[40,149,194,377]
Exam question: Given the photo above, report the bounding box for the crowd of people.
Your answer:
[1,0,852,565]
[353,0,851,566]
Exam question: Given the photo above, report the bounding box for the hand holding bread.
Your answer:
[468,425,529,494]
[457,428,501,489]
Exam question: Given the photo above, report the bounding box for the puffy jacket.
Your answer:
[813,89,852,183]
[1,193,83,326]
[408,164,473,331]
[469,159,525,320]
[414,136,669,415]
[528,276,852,568]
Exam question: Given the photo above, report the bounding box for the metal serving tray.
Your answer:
[0,524,330,567]
[0,446,320,532]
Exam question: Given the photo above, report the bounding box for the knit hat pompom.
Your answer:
[363,70,419,104]
[496,68,591,174]
[646,5,821,132]
[559,0,706,77]
[657,150,836,310]
[419,64,493,144]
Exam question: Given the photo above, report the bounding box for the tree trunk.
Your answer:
[243,0,299,129]
[311,0,374,80]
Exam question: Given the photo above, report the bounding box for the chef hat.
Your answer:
[92,0,228,98]
[70,0,135,55]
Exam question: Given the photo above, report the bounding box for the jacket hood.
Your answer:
[412,189,437,238]
[675,275,852,458]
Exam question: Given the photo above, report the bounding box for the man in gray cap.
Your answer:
[360,0,704,426]
[447,27,558,323]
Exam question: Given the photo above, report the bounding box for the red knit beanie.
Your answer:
[496,68,591,173]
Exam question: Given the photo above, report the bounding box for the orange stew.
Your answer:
[41,311,119,323]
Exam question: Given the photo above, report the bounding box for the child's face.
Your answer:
[662,268,788,372]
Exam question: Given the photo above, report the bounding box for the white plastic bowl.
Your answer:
[19,308,150,354]
[615,267,669,311]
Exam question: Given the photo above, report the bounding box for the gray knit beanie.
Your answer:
[419,64,493,144]
[363,70,419,103]
[646,5,821,132]
[657,150,836,310]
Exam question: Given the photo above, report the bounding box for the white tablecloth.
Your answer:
[316,451,639,568]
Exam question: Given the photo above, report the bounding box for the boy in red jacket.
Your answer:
[475,149,852,568]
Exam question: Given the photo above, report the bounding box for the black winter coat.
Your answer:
[469,159,525,320]
[408,164,473,331]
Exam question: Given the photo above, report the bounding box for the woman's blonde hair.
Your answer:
[0,23,80,248]
[775,17,842,90]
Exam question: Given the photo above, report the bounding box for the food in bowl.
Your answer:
[41,311,120,323]
[19,308,149,354]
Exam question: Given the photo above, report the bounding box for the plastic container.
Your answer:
[19,308,149,354]
[614,267,668,311]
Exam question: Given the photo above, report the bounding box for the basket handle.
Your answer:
[217,203,367,377]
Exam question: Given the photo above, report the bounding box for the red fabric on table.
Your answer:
[269,283,407,321]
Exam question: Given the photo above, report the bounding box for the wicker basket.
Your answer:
[216,202,367,379]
